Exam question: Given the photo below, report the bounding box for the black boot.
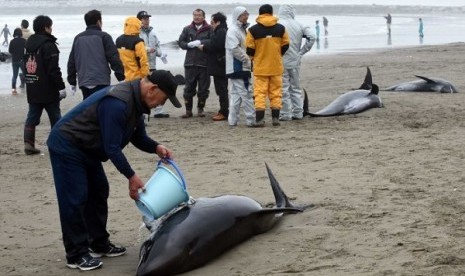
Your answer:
[197,98,206,117]
[252,110,265,127]
[24,126,40,155]
[181,97,193,118]
[271,109,280,126]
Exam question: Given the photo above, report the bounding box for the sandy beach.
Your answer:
[1,42,465,276]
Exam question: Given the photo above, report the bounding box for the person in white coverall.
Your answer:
[225,6,255,127]
[137,10,170,118]
[278,5,315,121]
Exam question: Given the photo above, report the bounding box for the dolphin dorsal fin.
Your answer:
[359,67,372,90]
[265,163,293,208]
[415,75,436,83]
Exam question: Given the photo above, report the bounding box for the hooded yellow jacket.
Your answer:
[115,17,149,81]
[246,14,289,76]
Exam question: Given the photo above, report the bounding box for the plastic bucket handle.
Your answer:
[157,158,187,191]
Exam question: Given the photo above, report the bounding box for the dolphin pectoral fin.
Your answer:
[370,84,380,95]
[359,67,373,90]
[415,75,436,83]
[256,207,304,216]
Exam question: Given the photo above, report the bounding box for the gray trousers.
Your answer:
[228,78,255,126]
[280,67,304,120]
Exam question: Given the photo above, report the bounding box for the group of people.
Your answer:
[384,13,425,38]
[178,4,315,127]
[11,3,316,272]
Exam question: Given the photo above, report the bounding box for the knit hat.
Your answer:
[147,70,182,108]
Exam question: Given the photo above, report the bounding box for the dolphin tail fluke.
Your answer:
[359,67,373,90]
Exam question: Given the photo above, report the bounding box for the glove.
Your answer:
[59,89,67,100]
[187,40,201,48]
[70,85,77,96]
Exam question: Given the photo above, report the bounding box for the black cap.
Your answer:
[147,70,182,108]
[137,11,151,20]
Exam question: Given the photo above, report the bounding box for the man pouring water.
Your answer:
[47,70,182,271]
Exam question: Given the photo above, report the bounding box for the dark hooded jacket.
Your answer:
[202,22,227,77]
[24,32,65,104]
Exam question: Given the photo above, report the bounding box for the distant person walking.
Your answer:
[315,20,320,41]
[68,10,125,99]
[23,15,67,155]
[225,6,255,127]
[419,18,424,38]
[246,4,289,127]
[278,4,314,121]
[1,24,11,46]
[21,19,33,40]
[8,28,26,94]
[323,16,328,36]
[178,8,211,118]
[384,13,392,35]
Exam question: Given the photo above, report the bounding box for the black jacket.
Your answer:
[24,32,65,104]
[67,25,124,87]
[8,37,26,62]
[178,21,211,67]
[203,23,227,77]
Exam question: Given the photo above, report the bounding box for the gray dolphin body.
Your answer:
[304,67,382,117]
[384,75,458,93]
[136,164,306,276]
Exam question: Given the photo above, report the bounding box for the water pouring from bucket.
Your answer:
[135,158,189,220]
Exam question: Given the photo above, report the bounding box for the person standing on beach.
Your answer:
[1,24,11,46]
[20,19,32,40]
[137,10,170,119]
[278,4,314,121]
[47,70,182,271]
[68,10,125,100]
[246,4,289,127]
[116,17,149,81]
[225,6,255,127]
[23,15,67,155]
[419,18,424,38]
[315,20,320,41]
[199,12,229,121]
[8,28,26,95]
[178,8,211,118]
[384,13,392,35]
[323,16,328,36]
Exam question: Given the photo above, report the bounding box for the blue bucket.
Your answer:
[135,159,189,220]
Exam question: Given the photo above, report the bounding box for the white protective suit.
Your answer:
[225,6,255,126]
[278,5,315,120]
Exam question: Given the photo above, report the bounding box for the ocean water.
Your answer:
[0,9,464,94]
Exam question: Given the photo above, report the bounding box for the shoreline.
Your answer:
[1,42,465,275]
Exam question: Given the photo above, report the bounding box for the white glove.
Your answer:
[70,85,77,96]
[187,40,201,48]
[59,89,67,100]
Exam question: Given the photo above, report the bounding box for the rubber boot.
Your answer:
[197,98,206,117]
[181,97,193,118]
[24,126,41,155]
[271,109,281,126]
[252,110,265,128]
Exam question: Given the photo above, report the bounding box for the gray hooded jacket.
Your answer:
[278,5,315,69]
[225,6,251,79]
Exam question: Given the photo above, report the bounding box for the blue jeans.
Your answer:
[49,140,111,262]
[11,61,25,89]
[25,101,61,128]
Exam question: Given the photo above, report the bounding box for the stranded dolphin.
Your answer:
[136,163,308,276]
[304,67,382,117]
[384,75,458,93]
